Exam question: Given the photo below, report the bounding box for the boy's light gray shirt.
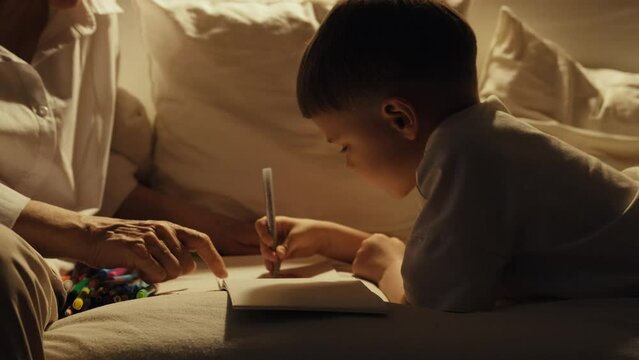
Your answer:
[402,96,639,312]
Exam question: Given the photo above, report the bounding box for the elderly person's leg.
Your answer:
[0,225,62,360]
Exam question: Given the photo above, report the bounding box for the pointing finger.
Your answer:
[176,226,227,278]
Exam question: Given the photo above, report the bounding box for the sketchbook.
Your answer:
[218,255,388,314]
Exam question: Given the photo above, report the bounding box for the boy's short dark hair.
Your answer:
[297,0,477,118]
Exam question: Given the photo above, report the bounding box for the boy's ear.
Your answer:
[381,97,419,141]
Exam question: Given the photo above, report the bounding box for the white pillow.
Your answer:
[467,0,639,74]
[479,7,639,169]
[139,0,449,239]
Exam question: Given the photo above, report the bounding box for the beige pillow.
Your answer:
[467,0,639,75]
[479,7,639,169]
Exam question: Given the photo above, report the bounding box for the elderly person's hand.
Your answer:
[14,200,227,284]
[81,217,227,283]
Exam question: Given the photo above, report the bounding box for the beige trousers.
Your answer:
[0,225,62,360]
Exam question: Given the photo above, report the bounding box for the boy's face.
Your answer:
[312,101,423,198]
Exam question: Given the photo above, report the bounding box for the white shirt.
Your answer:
[402,96,639,312]
[0,0,137,228]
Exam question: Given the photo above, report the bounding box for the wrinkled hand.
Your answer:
[82,216,227,283]
[255,216,326,273]
[352,234,405,285]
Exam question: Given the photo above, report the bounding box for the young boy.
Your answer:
[255,0,639,312]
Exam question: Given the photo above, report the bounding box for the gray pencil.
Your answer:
[262,168,280,276]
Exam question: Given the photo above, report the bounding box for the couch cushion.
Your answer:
[44,290,639,360]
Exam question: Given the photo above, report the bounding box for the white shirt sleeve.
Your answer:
[0,183,31,228]
[1,5,124,217]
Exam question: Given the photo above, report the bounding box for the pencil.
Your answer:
[262,168,281,276]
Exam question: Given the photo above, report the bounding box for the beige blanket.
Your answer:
[44,275,639,359]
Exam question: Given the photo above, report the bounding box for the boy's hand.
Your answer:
[352,234,405,285]
[255,216,326,272]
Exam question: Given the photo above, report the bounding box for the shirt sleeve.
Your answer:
[0,182,31,228]
[99,151,138,217]
[402,141,513,312]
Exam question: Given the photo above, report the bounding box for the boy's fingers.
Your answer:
[254,218,274,247]
[260,242,278,262]
[275,244,287,260]
[264,259,274,273]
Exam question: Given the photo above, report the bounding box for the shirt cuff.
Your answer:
[0,183,31,228]
[100,152,139,217]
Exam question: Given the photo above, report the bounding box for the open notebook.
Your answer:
[217,255,388,314]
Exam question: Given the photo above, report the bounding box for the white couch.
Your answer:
[43,1,639,358]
